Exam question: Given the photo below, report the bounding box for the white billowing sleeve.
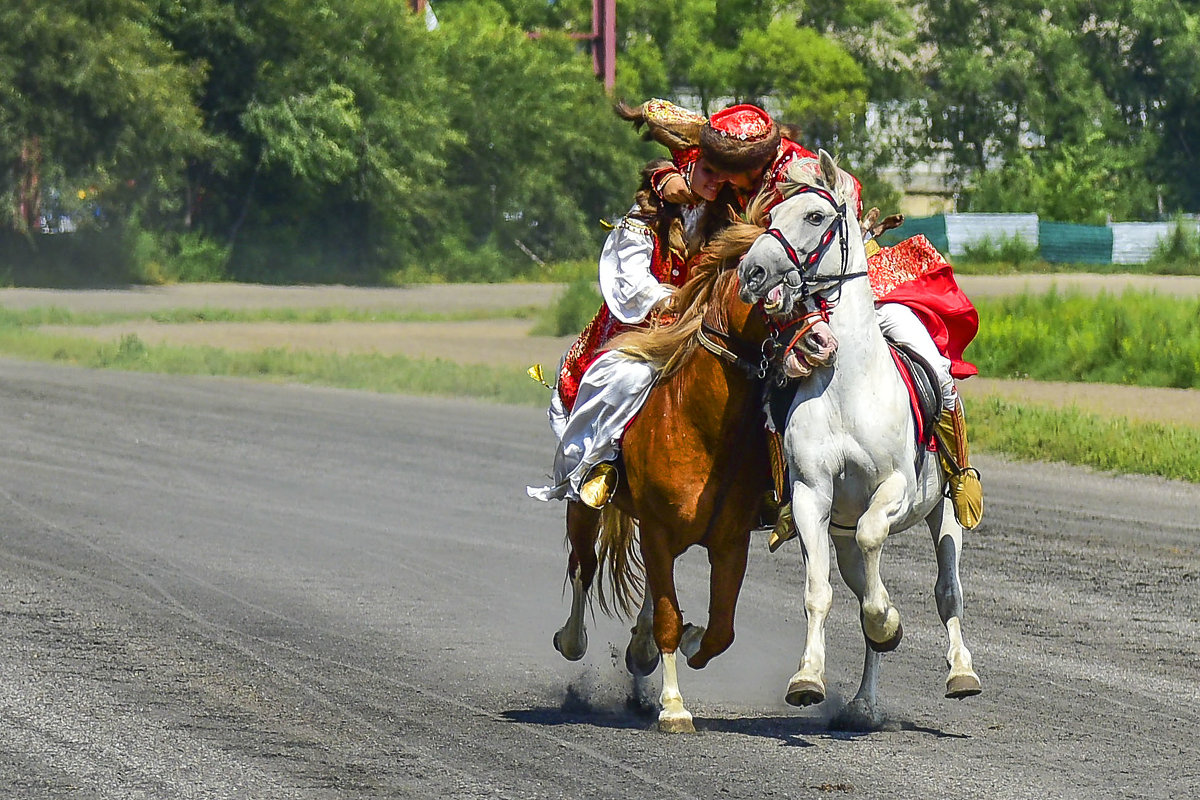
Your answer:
[597,215,672,324]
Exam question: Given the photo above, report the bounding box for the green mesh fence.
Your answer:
[1038,220,1114,264]
[877,215,949,253]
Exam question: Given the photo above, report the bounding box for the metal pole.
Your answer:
[598,0,616,92]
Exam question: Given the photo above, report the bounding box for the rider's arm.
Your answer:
[598,214,672,324]
[646,159,698,206]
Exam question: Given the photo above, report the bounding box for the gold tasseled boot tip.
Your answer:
[949,468,983,530]
[767,502,796,553]
[579,463,619,509]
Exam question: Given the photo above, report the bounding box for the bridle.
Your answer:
[761,184,867,305]
[692,184,863,386]
[698,295,831,385]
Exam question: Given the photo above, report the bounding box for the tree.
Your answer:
[427,18,646,278]
[226,0,458,279]
[437,0,910,209]
[735,21,869,147]
[920,0,1200,218]
[0,0,214,234]
[153,0,645,281]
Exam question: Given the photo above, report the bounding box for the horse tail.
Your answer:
[595,504,643,618]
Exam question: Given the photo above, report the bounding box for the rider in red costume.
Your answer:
[532,100,789,508]
[671,103,982,534]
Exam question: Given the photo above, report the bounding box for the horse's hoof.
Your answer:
[831,699,883,732]
[785,677,826,707]
[624,642,660,677]
[867,619,903,653]
[658,711,696,733]
[552,628,586,661]
[679,623,706,659]
[946,672,982,699]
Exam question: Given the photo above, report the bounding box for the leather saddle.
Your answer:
[887,339,943,452]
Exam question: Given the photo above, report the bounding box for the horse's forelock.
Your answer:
[779,157,852,208]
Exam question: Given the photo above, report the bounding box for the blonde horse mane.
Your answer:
[609,191,774,378]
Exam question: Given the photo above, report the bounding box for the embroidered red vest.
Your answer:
[868,235,979,379]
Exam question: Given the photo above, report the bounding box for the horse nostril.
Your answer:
[745,265,765,289]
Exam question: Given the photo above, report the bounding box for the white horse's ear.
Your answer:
[818,149,838,190]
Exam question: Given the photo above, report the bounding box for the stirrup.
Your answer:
[945,466,983,530]
[767,502,796,553]
[579,463,618,509]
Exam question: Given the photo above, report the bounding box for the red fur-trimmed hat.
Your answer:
[700,104,780,173]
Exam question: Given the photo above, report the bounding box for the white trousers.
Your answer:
[875,302,957,410]
[527,350,658,503]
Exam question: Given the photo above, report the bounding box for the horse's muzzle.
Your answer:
[803,321,838,367]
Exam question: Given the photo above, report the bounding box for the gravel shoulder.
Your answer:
[0,281,564,313]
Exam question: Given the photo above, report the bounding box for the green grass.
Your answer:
[945,255,1200,277]
[971,396,1200,483]
[530,280,602,336]
[971,289,1200,387]
[0,328,549,406]
[4,285,1200,483]
[381,258,597,286]
[2,325,1197,483]
[521,258,597,283]
[949,259,1157,275]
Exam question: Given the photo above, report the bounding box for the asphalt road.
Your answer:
[1,359,1197,799]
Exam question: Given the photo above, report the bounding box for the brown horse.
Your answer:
[551,213,837,732]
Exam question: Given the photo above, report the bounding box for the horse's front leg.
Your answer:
[927,499,982,698]
[785,481,834,707]
[686,529,751,670]
[643,528,694,733]
[553,501,601,661]
[856,473,906,652]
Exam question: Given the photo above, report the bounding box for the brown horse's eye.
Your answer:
[805,211,825,225]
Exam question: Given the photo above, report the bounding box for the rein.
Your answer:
[697,321,762,378]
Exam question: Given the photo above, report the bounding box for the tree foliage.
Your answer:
[2,1,1199,286]
[921,0,1200,218]
[0,0,215,233]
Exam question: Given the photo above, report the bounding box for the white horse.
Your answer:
[737,151,981,726]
